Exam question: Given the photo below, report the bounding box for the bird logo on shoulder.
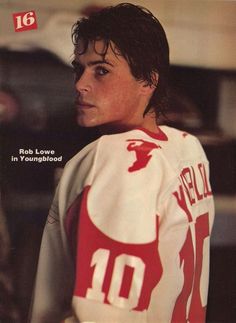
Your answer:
[126,139,161,172]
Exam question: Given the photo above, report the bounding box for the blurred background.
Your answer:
[0,0,236,322]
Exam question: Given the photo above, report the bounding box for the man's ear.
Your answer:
[140,72,159,95]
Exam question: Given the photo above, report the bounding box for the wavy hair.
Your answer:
[72,3,169,119]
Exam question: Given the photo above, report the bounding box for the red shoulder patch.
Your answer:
[126,139,161,172]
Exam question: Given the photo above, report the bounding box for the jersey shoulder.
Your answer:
[57,139,101,207]
[159,125,208,162]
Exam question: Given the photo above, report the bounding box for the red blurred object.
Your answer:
[80,4,105,17]
[0,90,20,124]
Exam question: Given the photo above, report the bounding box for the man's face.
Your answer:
[73,40,151,131]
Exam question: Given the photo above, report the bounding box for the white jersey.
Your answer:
[30,126,214,323]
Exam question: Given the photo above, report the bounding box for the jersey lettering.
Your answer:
[173,181,210,322]
[180,163,212,207]
[171,213,209,322]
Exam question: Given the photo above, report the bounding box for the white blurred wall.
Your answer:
[0,0,235,70]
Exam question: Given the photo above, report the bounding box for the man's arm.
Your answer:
[29,140,99,323]
[29,190,74,323]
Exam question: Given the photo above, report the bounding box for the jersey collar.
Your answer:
[136,126,168,141]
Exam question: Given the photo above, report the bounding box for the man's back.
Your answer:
[31,125,214,323]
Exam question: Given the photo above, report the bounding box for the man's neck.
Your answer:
[98,112,158,135]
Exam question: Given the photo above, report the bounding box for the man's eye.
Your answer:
[95,66,109,76]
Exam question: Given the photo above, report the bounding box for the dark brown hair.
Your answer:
[72,3,169,118]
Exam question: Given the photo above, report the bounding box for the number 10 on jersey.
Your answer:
[86,249,145,310]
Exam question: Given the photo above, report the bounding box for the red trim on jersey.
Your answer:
[65,193,82,259]
[136,126,168,141]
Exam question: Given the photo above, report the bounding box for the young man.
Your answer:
[30,3,214,323]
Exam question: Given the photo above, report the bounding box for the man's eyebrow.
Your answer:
[72,59,114,67]
[87,60,114,67]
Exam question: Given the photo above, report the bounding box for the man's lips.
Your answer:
[76,100,95,109]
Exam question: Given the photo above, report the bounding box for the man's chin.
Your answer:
[76,116,99,128]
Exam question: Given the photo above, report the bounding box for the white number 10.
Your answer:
[86,248,145,310]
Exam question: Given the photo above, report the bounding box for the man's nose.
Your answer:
[75,71,91,93]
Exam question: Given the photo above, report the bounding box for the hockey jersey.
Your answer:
[30,126,215,323]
